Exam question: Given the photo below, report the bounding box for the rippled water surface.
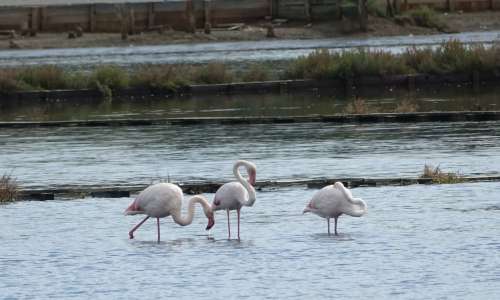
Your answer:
[1,183,499,299]
[0,121,499,188]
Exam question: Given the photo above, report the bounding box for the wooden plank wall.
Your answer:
[0,0,498,32]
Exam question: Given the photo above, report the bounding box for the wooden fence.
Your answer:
[0,0,498,32]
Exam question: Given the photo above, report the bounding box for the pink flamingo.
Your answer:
[211,160,256,240]
[124,183,214,242]
[303,182,367,235]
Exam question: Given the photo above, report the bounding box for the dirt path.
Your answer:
[1,13,500,50]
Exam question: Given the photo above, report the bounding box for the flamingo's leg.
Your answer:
[334,217,338,236]
[129,216,150,239]
[227,209,231,240]
[157,217,161,243]
[237,208,241,240]
[327,217,331,235]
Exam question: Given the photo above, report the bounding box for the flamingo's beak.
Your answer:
[206,216,215,230]
[302,207,310,214]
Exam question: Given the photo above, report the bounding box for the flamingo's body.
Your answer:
[125,183,214,242]
[303,182,367,235]
[212,160,256,240]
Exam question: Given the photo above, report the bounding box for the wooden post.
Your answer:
[272,0,279,18]
[89,5,96,32]
[447,0,455,12]
[358,0,367,31]
[204,0,211,32]
[304,0,311,22]
[186,0,196,33]
[39,7,47,31]
[30,7,39,32]
[148,3,155,29]
[129,7,136,35]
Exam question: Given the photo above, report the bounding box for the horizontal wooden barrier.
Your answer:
[16,175,500,200]
[0,111,499,128]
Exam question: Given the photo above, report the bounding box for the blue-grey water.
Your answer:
[0,31,499,68]
[0,121,499,189]
[1,182,499,299]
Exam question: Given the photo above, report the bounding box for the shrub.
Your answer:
[90,65,129,90]
[17,65,69,90]
[345,97,367,114]
[131,64,190,90]
[394,99,419,113]
[241,64,270,82]
[420,164,464,184]
[191,62,233,84]
[0,69,22,92]
[0,174,18,203]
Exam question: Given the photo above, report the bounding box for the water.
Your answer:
[1,31,499,68]
[1,182,499,299]
[0,121,499,189]
[1,86,499,122]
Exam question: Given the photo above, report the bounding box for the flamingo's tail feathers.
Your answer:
[124,200,144,215]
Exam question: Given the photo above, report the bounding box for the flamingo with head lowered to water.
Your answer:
[124,182,214,242]
[303,182,367,235]
[211,160,256,240]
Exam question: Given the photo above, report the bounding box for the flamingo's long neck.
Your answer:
[172,195,211,226]
[234,161,256,207]
[344,198,367,217]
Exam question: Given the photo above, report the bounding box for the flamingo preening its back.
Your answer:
[211,160,256,240]
[125,183,214,242]
[303,182,367,235]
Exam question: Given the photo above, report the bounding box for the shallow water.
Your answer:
[1,31,499,68]
[0,121,499,189]
[1,86,500,122]
[1,182,499,299]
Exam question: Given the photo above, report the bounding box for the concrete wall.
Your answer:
[0,0,498,32]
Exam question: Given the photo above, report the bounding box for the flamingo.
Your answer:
[124,183,214,242]
[303,182,367,235]
[211,160,256,240]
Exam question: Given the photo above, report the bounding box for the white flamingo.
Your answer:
[211,160,256,240]
[124,183,214,242]
[303,182,367,235]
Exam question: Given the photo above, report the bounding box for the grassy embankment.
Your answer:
[0,40,498,96]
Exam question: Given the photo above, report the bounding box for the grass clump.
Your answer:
[90,65,129,90]
[0,174,18,203]
[131,64,191,90]
[394,99,418,113]
[285,48,411,80]
[241,64,271,82]
[191,62,233,84]
[345,97,368,114]
[420,164,464,184]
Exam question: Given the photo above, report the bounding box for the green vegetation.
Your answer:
[420,164,464,184]
[0,174,18,203]
[405,6,446,31]
[0,41,498,96]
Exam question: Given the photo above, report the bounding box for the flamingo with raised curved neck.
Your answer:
[124,182,214,242]
[303,182,367,235]
[211,160,256,240]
